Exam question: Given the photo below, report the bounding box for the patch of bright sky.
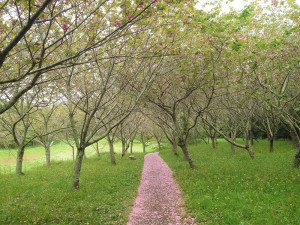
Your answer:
[195,0,300,12]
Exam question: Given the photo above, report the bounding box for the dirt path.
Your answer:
[127,152,195,225]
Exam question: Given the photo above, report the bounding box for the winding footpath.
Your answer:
[127,152,195,225]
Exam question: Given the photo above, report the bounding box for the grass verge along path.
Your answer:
[0,153,144,224]
[159,139,300,224]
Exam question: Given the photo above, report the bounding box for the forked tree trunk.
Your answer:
[72,148,85,189]
[178,138,195,169]
[45,144,51,167]
[107,136,116,165]
[16,145,25,175]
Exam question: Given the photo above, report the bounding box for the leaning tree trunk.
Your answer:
[45,144,51,167]
[107,136,116,165]
[16,145,25,175]
[245,132,255,159]
[72,148,85,189]
[178,138,195,169]
[95,142,100,158]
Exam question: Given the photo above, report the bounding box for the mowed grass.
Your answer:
[0,153,145,225]
[159,139,300,225]
[0,139,153,173]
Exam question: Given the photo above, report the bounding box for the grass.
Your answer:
[0,139,154,174]
[0,153,145,225]
[159,139,300,225]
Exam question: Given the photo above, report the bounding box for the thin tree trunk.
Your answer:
[178,138,195,169]
[245,133,255,159]
[269,137,274,153]
[95,142,100,157]
[142,135,146,153]
[16,145,25,175]
[107,136,116,165]
[230,131,236,155]
[122,139,126,156]
[45,144,51,167]
[130,140,133,154]
[72,146,75,161]
[72,147,85,189]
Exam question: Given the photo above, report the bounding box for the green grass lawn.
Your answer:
[160,139,300,225]
[0,139,154,174]
[0,153,145,225]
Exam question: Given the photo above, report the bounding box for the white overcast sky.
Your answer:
[195,0,300,12]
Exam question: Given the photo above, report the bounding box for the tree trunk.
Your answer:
[211,136,215,148]
[290,130,300,168]
[230,131,236,155]
[231,144,236,155]
[170,141,178,156]
[95,142,100,157]
[107,136,116,165]
[72,147,85,189]
[122,139,126,156]
[16,145,25,175]
[245,131,255,159]
[142,135,146,153]
[250,129,254,145]
[178,139,195,169]
[72,146,75,161]
[130,140,133,154]
[45,144,51,167]
[269,137,274,153]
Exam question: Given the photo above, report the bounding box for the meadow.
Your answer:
[0,139,299,224]
[0,140,152,174]
[160,139,300,224]
[0,152,145,224]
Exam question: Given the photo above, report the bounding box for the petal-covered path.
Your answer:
[127,152,195,225]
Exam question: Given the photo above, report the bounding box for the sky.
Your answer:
[195,0,300,12]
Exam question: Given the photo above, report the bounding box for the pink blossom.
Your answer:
[113,20,122,27]
[184,18,188,23]
[168,33,174,38]
[137,4,143,8]
[61,22,69,31]
[198,25,203,29]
